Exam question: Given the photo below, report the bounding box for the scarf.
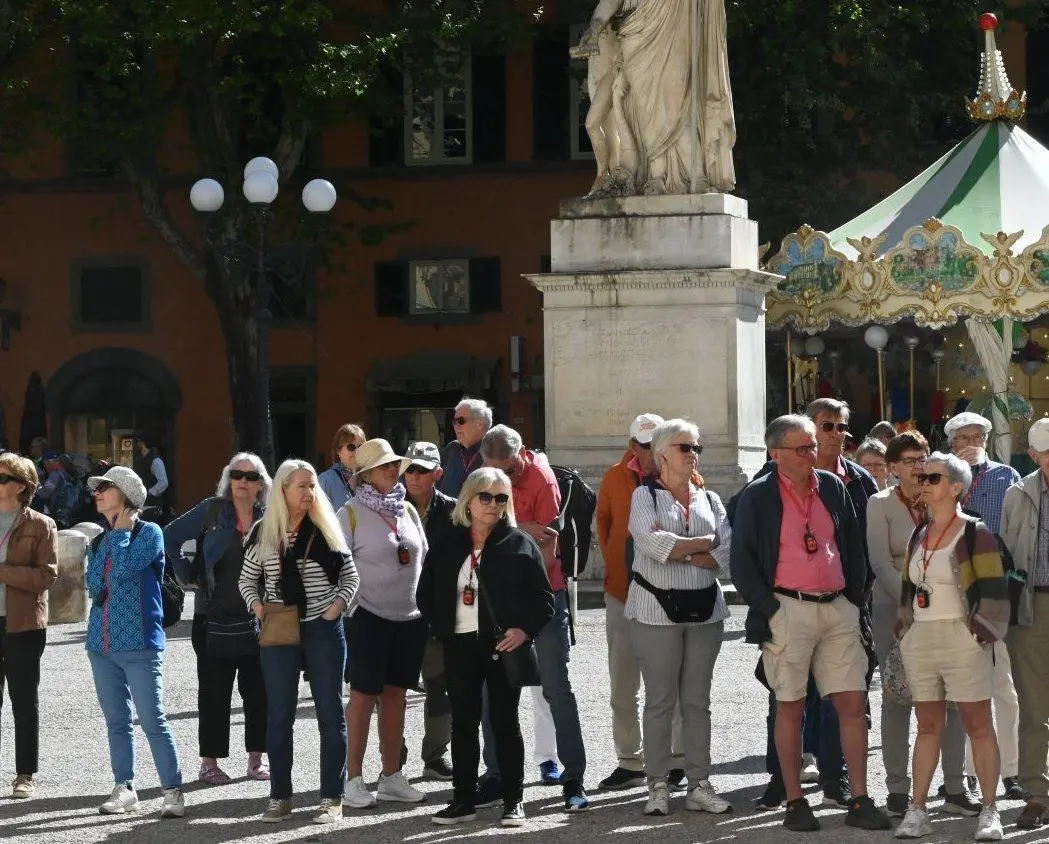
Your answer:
[332,462,355,494]
[355,482,407,518]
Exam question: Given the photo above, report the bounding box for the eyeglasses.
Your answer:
[454,416,471,426]
[94,480,115,493]
[341,443,358,453]
[404,465,435,475]
[476,491,510,506]
[917,473,945,486]
[820,422,849,433]
[0,474,19,485]
[862,462,887,471]
[897,456,927,467]
[673,444,704,455]
[786,444,818,456]
[952,433,987,445]
[229,470,262,482]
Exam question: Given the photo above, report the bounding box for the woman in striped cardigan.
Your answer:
[894,451,1009,841]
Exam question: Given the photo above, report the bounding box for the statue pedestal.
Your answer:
[527,194,781,578]
[50,530,88,624]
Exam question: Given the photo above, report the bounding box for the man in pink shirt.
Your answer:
[731,415,889,833]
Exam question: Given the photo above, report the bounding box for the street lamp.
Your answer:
[189,158,337,464]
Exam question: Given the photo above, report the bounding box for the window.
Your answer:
[410,260,470,315]
[405,60,472,165]
[569,25,595,160]
[72,260,150,331]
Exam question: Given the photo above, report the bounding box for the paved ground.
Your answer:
[0,593,1037,843]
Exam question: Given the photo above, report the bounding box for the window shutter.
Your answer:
[469,257,502,313]
[532,28,570,161]
[374,261,410,316]
[471,52,507,163]
[369,69,406,166]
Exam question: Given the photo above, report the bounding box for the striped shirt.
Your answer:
[624,482,730,626]
[963,460,1020,535]
[239,532,358,622]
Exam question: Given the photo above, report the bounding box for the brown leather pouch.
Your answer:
[258,602,301,647]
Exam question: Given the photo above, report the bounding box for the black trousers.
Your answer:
[191,614,267,758]
[0,619,46,775]
[445,632,523,805]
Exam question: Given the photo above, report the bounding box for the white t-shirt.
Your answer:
[908,534,966,621]
[454,551,481,634]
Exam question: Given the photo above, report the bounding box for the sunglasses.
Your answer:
[917,473,946,486]
[476,491,510,506]
[341,443,358,453]
[673,444,704,455]
[0,474,19,485]
[404,465,434,475]
[454,416,472,426]
[229,470,262,482]
[94,480,116,493]
[820,422,849,433]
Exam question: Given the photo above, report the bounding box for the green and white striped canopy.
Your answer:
[829,122,1049,259]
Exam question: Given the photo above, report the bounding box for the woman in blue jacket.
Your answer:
[85,466,184,818]
[164,452,271,785]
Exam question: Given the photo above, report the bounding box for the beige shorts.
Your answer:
[899,618,994,703]
[761,594,867,702]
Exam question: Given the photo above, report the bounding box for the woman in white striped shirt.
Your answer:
[240,459,359,825]
[626,419,732,818]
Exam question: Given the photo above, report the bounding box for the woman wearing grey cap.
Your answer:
[84,466,185,819]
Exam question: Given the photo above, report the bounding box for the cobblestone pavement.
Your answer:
[0,595,1034,842]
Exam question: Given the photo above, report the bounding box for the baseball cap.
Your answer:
[944,411,992,439]
[405,441,441,471]
[1030,419,1049,453]
[629,413,664,444]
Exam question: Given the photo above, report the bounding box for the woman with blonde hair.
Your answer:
[319,424,366,511]
[239,459,359,825]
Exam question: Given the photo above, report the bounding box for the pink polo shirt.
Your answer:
[775,474,846,594]
[513,450,567,592]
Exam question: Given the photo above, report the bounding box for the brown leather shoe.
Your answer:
[1016,800,1048,830]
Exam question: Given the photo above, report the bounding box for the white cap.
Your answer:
[944,411,992,439]
[1030,418,1049,453]
[629,413,664,444]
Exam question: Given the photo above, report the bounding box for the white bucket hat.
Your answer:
[87,465,147,509]
[354,439,411,477]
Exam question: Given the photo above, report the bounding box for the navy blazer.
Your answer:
[730,464,867,645]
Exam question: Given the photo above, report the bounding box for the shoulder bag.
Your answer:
[478,574,541,688]
[258,532,314,648]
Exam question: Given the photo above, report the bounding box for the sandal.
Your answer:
[247,760,271,781]
[199,763,232,785]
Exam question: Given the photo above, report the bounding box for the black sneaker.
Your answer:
[755,778,786,811]
[784,798,820,831]
[821,776,851,808]
[1004,777,1028,801]
[667,768,688,791]
[942,788,981,816]
[400,741,409,769]
[886,792,909,818]
[423,758,454,781]
[967,775,979,793]
[474,777,503,809]
[599,767,646,791]
[563,780,589,812]
[501,801,526,827]
[432,802,476,825]
[845,795,891,830]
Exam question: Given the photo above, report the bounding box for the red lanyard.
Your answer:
[377,512,400,541]
[780,474,817,523]
[896,487,925,527]
[963,465,985,506]
[919,513,957,582]
[461,449,481,475]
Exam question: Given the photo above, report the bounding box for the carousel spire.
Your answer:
[967,12,1026,122]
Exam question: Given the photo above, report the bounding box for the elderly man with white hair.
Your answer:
[438,398,493,498]
[945,411,1025,802]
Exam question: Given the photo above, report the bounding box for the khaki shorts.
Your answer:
[899,618,994,703]
[761,594,867,702]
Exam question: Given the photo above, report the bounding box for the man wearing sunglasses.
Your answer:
[437,399,493,499]
[946,411,1024,803]
[731,415,889,832]
[401,442,456,783]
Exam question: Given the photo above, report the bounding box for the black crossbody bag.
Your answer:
[478,575,542,688]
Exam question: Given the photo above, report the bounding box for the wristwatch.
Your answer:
[683,553,693,563]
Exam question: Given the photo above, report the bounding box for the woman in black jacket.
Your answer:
[417,467,554,829]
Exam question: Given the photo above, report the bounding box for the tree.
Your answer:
[1,0,534,469]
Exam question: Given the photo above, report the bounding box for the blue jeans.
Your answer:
[88,649,182,789]
[260,616,347,800]
[483,590,586,783]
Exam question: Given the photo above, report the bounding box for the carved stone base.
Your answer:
[51,530,89,624]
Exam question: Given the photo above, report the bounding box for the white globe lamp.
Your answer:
[243,171,279,205]
[244,157,279,181]
[189,178,224,213]
[302,179,337,213]
[864,325,890,350]
[803,336,825,357]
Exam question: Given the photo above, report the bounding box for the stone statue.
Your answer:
[574,0,736,197]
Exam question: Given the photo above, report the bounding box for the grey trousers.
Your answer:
[872,600,965,794]
[629,618,723,785]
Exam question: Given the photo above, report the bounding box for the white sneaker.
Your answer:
[895,806,932,839]
[377,771,426,803]
[160,788,185,818]
[800,753,820,784]
[685,780,732,814]
[100,784,139,815]
[644,781,670,816]
[312,797,343,824]
[974,805,1003,841]
[342,776,377,809]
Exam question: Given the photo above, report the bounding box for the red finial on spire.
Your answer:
[979,12,999,31]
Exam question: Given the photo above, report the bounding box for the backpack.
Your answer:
[550,465,598,579]
[91,522,184,628]
[50,476,92,528]
[962,519,1024,627]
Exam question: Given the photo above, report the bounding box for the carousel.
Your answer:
[764,12,1049,465]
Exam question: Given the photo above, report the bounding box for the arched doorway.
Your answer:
[46,348,182,479]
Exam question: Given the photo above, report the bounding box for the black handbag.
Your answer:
[206,613,260,659]
[633,572,718,624]
[478,579,542,688]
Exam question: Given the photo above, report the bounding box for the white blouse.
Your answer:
[454,551,481,634]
